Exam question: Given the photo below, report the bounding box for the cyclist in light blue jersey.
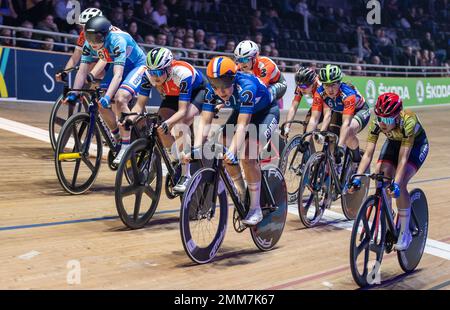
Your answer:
[65,16,147,163]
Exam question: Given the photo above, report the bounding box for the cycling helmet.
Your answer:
[375,92,403,118]
[84,16,111,45]
[295,66,318,86]
[319,64,343,84]
[206,56,238,89]
[146,47,174,70]
[78,8,103,26]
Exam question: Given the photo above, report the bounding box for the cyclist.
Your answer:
[281,66,322,138]
[134,47,206,192]
[64,16,147,164]
[304,64,371,167]
[188,56,279,226]
[350,93,429,251]
[234,40,287,102]
[55,8,103,82]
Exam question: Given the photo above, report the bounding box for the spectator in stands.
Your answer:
[207,37,217,52]
[136,0,154,21]
[42,37,54,51]
[335,8,351,33]
[128,21,144,43]
[172,37,187,59]
[184,37,195,49]
[351,65,364,76]
[144,34,155,45]
[261,45,272,56]
[194,29,206,50]
[156,33,167,46]
[278,61,287,72]
[152,3,168,27]
[251,10,267,33]
[186,28,194,39]
[110,6,125,29]
[223,40,236,54]
[322,7,337,32]
[37,14,59,34]
[0,0,17,26]
[422,32,436,52]
[254,32,263,46]
[0,28,13,46]
[174,27,186,40]
[16,20,40,49]
[123,4,135,30]
[271,48,280,58]
[188,51,200,66]
[420,49,430,66]
[265,8,281,39]
[398,46,419,66]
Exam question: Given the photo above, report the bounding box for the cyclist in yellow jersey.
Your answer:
[350,93,429,251]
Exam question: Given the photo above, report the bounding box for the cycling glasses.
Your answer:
[236,57,252,64]
[148,68,167,77]
[377,116,397,125]
[298,83,312,89]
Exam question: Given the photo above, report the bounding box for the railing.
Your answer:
[0,25,448,77]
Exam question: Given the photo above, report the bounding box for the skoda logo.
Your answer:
[416,80,425,103]
[365,80,376,106]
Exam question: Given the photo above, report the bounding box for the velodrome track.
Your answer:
[0,100,449,290]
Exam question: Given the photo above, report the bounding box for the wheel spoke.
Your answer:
[356,238,370,256]
[71,159,81,187]
[133,190,143,221]
[121,185,140,197]
[143,186,157,200]
[55,116,66,127]
[81,156,95,172]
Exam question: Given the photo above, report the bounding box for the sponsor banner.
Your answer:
[344,76,450,107]
[0,47,16,98]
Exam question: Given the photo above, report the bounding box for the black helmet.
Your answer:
[85,16,112,44]
[295,66,317,86]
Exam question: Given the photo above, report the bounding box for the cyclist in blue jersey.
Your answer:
[64,16,147,164]
[186,56,280,226]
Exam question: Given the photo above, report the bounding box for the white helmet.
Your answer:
[146,47,173,70]
[78,8,103,25]
[234,40,259,59]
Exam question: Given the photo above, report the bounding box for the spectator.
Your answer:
[265,8,281,39]
[420,49,430,66]
[251,10,266,33]
[184,37,195,49]
[152,4,168,27]
[0,28,13,46]
[128,22,144,43]
[172,37,187,59]
[156,33,167,46]
[254,32,263,46]
[123,4,135,30]
[16,20,40,49]
[0,0,17,25]
[174,27,186,40]
[223,40,236,54]
[188,51,200,66]
[37,14,59,33]
[144,34,156,45]
[110,6,125,29]
[194,29,207,50]
[42,37,54,51]
[421,32,436,51]
[186,28,194,39]
[136,0,154,21]
[261,45,272,56]
[429,51,439,66]
[207,37,217,52]
[398,46,419,66]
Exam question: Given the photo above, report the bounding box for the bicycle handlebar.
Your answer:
[280,120,308,132]
[350,173,394,184]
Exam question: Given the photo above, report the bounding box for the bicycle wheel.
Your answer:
[55,113,102,195]
[115,138,163,229]
[278,135,313,205]
[250,166,288,251]
[350,196,386,287]
[180,168,228,264]
[341,150,370,220]
[297,152,331,228]
[397,189,429,272]
[49,94,88,151]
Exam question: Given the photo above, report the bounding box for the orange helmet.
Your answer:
[206,56,237,89]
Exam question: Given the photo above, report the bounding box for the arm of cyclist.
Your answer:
[182,110,215,163]
[268,73,287,101]
[225,113,252,164]
[56,49,83,82]
[304,109,322,143]
[88,59,107,82]
[63,61,90,104]
[319,106,332,132]
[338,95,357,148]
[387,145,413,198]
[349,141,376,193]
[282,98,300,138]
[100,64,124,108]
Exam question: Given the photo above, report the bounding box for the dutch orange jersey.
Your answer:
[252,56,281,86]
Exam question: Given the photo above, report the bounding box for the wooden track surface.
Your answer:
[0,101,449,290]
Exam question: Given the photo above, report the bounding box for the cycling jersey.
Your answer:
[252,56,281,86]
[81,27,147,96]
[367,110,426,148]
[312,82,365,115]
[139,60,204,102]
[76,31,85,50]
[81,27,146,68]
[203,72,274,114]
